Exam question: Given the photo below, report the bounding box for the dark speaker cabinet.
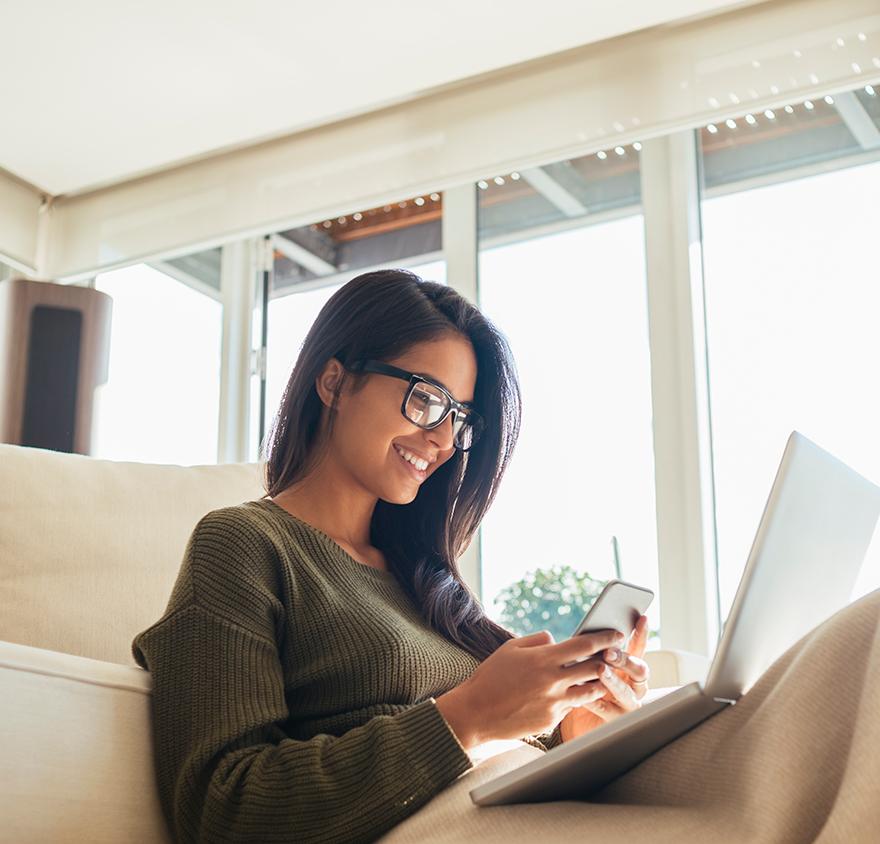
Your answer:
[0,279,112,455]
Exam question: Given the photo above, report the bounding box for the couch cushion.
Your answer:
[0,444,264,665]
[0,639,170,843]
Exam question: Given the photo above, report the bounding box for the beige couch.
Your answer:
[0,443,708,843]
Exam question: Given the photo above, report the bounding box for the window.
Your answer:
[259,195,446,457]
[699,83,880,620]
[92,255,222,465]
[476,151,662,642]
[264,282,345,444]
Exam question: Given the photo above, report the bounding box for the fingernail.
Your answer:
[606,648,620,662]
[601,665,610,677]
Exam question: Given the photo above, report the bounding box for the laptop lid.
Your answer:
[704,431,880,701]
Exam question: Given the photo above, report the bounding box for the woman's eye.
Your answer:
[414,390,442,406]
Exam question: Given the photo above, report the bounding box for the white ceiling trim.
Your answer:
[0,171,43,274]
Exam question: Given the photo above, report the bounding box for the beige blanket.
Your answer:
[379,588,880,844]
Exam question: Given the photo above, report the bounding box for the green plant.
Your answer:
[495,563,661,643]
[494,564,607,642]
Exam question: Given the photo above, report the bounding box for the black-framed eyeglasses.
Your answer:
[346,359,485,451]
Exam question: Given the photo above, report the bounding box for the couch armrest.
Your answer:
[0,639,170,843]
[643,648,712,687]
[0,638,153,691]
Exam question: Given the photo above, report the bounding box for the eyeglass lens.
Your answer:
[404,381,479,449]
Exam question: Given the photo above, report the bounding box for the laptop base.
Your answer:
[470,683,730,806]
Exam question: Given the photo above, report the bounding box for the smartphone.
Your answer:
[562,579,654,668]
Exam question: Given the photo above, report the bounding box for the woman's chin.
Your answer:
[380,484,420,505]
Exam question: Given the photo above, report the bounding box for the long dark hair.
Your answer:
[261,268,521,661]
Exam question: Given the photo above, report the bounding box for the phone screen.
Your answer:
[571,579,654,643]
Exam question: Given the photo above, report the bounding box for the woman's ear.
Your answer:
[315,357,346,409]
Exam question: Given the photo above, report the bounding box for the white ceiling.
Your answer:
[1,0,767,197]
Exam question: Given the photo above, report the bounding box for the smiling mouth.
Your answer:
[394,446,428,480]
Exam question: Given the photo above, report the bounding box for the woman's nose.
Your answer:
[426,412,456,450]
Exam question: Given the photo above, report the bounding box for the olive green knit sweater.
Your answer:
[131,498,563,843]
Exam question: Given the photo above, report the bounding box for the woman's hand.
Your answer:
[435,628,627,750]
[559,614,651,742]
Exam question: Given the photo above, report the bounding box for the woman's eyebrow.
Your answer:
[419,372,475,406]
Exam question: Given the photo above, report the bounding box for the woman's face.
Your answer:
[317,333,478,504]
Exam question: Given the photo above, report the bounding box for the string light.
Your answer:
[510,173,521,181]
[707,123,718,134]
[726,118,737,129]
[745,113,757,125]
[314,194,453,231]
[596,150,607,160]
[614,146,625,156]
[784,105,794,114]
[824,95,834,105]
[633,142,642,151]
[494,176,505,185]
[866,85,876,97]
[477,180,489,189]
[764,109,776,120]
[803,100,814,110]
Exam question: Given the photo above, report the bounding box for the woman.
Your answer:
[132,268,651,843]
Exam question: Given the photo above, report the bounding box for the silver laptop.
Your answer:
[470,430,880,806]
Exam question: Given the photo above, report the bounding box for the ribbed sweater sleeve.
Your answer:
[522,723,565,752]
[131,512,475,844]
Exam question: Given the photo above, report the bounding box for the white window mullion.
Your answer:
[640,130,720,656]
[217,238,258,464]
[442,183,482,600]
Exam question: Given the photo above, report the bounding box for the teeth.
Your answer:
[395,445,428,471]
